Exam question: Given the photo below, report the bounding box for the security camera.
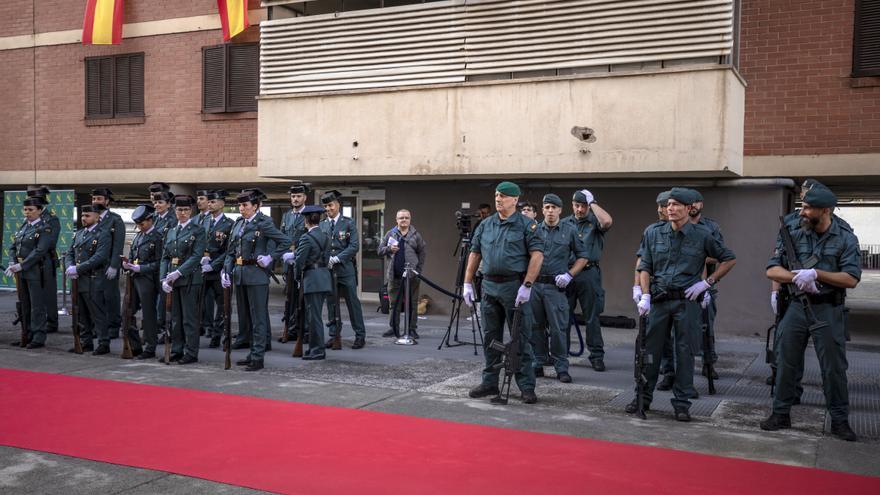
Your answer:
[571,126,596,143]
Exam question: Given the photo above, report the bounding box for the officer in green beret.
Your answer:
[629,187,736,421]
[199,190,234,348]
[633,191,674,385]
[292,205,332,360]
[530,193,590,383]
[92,188,126,340]
[761,183,860,441]
[320,190,367,349]
[64,204,112,354]
[122,205,163,359]
[563,188,613,371]
[222,189,290,371]
[463,181,544,404]
[5,197,56,348]
[159,195,207,364]
[279,182,310,342]
[26,187,61,334]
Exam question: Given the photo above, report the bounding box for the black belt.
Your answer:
[652,289,687,303]
[806,292,845,307]
[584,262,599,269]
[304,263,326,272]
[483,273,524,283]
[535,275,557,285]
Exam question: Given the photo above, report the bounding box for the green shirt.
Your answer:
[537,221,588,276]
[562,211,608,263]
[470,211,543,276]
[638,221,735,291]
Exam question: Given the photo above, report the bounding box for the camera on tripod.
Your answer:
[455,208,476,236]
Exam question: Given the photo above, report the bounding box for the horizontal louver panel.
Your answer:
[854,0,880,76]
[261,0,734,95]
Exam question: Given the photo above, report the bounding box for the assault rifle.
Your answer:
[702,307,716,395]
[293,272,305,358]
[223,285,232,370]
[281,262,295,344]
[71,278,82,354]
[11,271,28,347]
[777,216,828,332]
[120,257,134,359]
[330,266,342,350]
[163,288,173,364]
[633,315,650,419]
[489,305,523,405]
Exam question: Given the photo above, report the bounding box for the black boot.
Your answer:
[760,413,791,431]
[468,383,500,398]
[830,421,857,442]
[245,360,264,372]
[657,374,674,391]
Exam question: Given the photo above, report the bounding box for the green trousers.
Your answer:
[480,280,536,392]
[637,299,701,410]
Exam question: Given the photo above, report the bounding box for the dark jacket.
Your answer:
[378,226,426,284]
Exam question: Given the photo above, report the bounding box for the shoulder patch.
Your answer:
[530,223,537,230]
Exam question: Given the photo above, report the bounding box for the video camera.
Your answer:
[455,208,476,236]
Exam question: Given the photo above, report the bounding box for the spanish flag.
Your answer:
[218,0,250,41]
[82,0,124,45]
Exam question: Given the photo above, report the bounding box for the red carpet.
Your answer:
[0,368,877,495]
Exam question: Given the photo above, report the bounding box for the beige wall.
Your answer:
[258,68,745,180]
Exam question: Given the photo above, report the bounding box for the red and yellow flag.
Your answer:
[218,0,250,41]
[82,0,124,45]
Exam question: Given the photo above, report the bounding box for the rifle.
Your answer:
[488,305,523,405]
[11,272,28,347]
[164,287,173,364]
[777,216,828,332]
[223,285,232,370]
[701,306,716,395]
[281,263,295,343]
[633,315,650,419]
[765,286,788,396]
[71,278,82,354]
[293,272,305,358]
[120,257,134,359]
[330,266,342,350]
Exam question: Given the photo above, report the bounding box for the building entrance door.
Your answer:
[315,188,385,301]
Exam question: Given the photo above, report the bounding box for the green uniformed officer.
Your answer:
[64,204,112,354]
[530,193,589,383]
[279,182,310,341]
[91,188,126,340]
[320,190,367,349]
[121,205,163,359]
[463,181,544,404]
[630,187,736,421]
[5,197,56,348]
[222,189,289,371]
[159,195,207,364]
[563,189,613,371]
[26,186,61,334]
[194,188,212,336]
[195,190,210,225]
[687,188,724,379]
[761,183,860,441]
[291,205,332,360]
[151,189,177,340]
[200,190,234,348]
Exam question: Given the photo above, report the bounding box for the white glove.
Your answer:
[329,256,341,268]
[685,279,712,301]
[221,272,231,288]
[802,281,820,294]
[462,282,475,307]
[4,264,21,277]
[282,252,295,265]
[105,267,118,280]
[201,264,213,273]
[770,290,778,315]
[257,255,273,268]
[65,265,78,279]
[200,256,211,266]
[515,284,531,306]
[637,294,651,316]
[580,189,594,204]
[162,281,173,293]
[126,263,141,273]
[166,270,182,283]
[701,291,711,309]
[632,285,643,304]
[555,272,572,289]
[792,269,818,292]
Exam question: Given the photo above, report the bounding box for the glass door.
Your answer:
[315,188,385,301]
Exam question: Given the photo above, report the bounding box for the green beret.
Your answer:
[542,193,562,207]
[668,187,696,205]
[802,185,837,208]
[656,190,671,205]
[495,181,521,197]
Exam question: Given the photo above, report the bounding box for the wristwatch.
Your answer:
[524,281,533,288]
[706,277,717,287]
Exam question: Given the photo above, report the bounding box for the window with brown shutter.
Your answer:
[84,53,145,119]
[853,0,880,77]
[202,43,259,113]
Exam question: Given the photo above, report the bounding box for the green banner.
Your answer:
[1,190,76,290]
